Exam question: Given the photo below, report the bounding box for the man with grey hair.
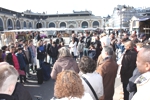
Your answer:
[0,62,19,100]
[97,36,116,66]
[96,46,118,100]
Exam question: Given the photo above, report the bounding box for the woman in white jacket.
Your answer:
[69,38,78,60]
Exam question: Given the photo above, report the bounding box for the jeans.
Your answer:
[83,48,89,56]
[71,52,77,60]
[79,52,83,59]
[25,64,30,77]
[52,57,57,65]
[39,59,44,68]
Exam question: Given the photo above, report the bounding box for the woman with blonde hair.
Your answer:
[51,70,93,100]
[51,47,79,79]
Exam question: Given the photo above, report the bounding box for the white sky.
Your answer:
[0,0,149,17]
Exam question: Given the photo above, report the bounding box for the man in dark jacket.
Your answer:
[120,41,137,100]
[83,32,91,56]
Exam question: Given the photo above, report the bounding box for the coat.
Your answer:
[96,57,118,100]
[37,46,46,60]
[97,47,116,67]
[49,46,58,58]
[84,36,91,48]
[16,53,26,70]
[12,82,32,100]
[126,67,141,100]
[51,56,79,79]
[69,42,78,56]
[120,49,137,84]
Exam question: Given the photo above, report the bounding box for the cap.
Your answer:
[140,34,146,39]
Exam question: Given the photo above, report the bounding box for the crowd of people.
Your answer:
[0,30,150,100]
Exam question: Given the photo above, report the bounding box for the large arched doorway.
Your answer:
[29,22,32,29]
[60,22,66,28]
[93,21,99,28]
[7,19,13,30]
[24,21,27,29]
[49,22,55,28]
[16,20,20,29]
[36,23,42,28]
[0,18,4,31]
[81,21,88,28]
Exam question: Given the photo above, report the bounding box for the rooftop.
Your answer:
[0,7,94,20]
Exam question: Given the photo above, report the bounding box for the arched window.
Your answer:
[81,21,88,28]
[7,19,13,30]
[93,21,99,28]
[49,22,55,28]
[60,22,66,28]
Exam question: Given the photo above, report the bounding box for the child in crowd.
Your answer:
[16,47,26,83]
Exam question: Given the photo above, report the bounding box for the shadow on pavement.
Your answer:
[24,73,55,100]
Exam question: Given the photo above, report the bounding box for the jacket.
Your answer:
[120,49,137,83]
[12,82,32,100]
[69,42,78,56]
[16,53,26,70]
[132,72,150,100]
[84,36,91,48]
[127,67,141,100]
[97,47,116,67]
[37,46,46,60]
[88,49,96,59]
[77,42,84,52]
[22,49,31,64]
[49,46,58,57]
[96,57,118,100]
[6,53,14,66]
[51,57,79,79]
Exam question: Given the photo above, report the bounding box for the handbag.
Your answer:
[82,76,99,100]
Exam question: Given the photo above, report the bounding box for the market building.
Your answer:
[0,7,103,31]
